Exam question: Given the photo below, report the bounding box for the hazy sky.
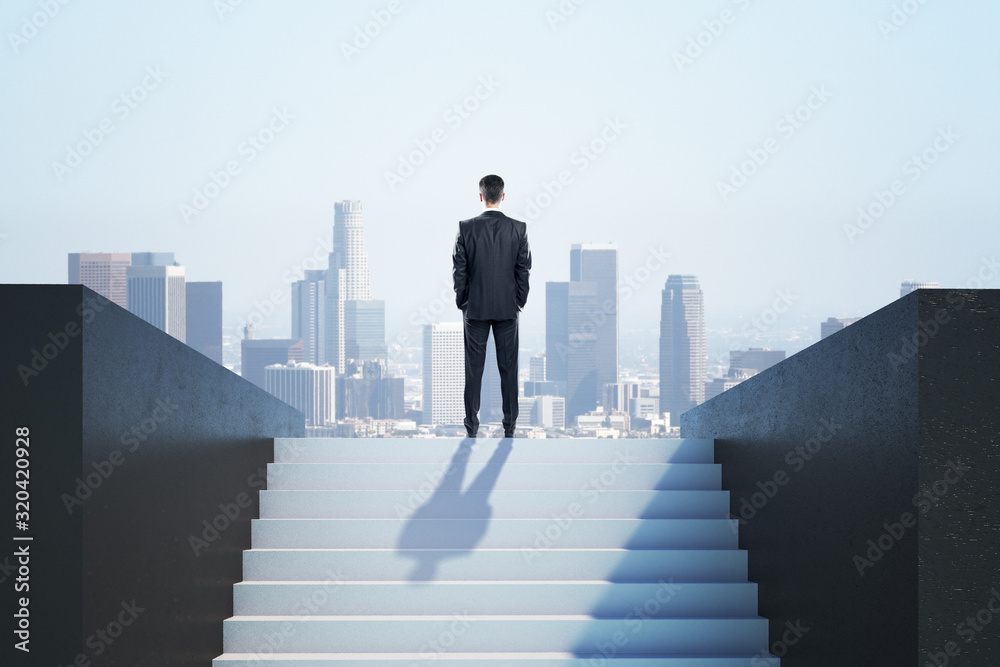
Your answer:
[2,0,998,354]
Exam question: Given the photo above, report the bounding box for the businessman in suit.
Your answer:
[452,174,531,438]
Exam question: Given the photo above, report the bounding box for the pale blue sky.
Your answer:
[2,0,998,353]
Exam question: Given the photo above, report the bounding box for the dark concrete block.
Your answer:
[1,285,304,666]
[681,289,1000,666]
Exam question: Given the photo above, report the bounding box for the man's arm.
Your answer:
[452,222,468,310]
[514,223,531,310]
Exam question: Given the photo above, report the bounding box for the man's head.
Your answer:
[479,174,504,207]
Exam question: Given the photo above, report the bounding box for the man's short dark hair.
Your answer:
[479,174,504,205]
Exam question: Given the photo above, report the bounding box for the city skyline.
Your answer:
[4,2,996,357]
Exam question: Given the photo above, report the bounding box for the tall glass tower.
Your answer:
[659,275,706,425]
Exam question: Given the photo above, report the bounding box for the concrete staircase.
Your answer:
[212,438,780,665]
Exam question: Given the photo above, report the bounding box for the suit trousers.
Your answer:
[462,314,519,435]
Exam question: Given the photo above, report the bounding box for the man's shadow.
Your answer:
[396,437,513,581]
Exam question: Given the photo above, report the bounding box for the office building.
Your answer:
[264,361,336,427]
[529,355,546,382]
[730,348,785,374]
[570,243,618,389]
[344,299,387,361]
[186,281,223,364]
[422,322,464,426]
[241,338,305,389]
[547,280,600,420]
[325,201,382,374]
[338,359,405,420]
[127,263,186,342]
[68,252,131,308]
[291,270,326,364]
[821,317,862,340]
[659,275,706,424]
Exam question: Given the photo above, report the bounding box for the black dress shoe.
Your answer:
[504,431,515,438]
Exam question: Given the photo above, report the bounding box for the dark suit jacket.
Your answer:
[452,209,531,320]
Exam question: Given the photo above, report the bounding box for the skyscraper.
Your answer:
[570,243,619,390]
[292,269,326,364]
[127,263,186,342]
[324,200,383,374]
[422,322,464,426]
[186,281,223,364]
[241,338,305,389]
[529,355,547,382]
[659,275,706,424]
[344,299,387,361]
[264,361,336,427]
[68,252,131,308]
[547,280,599,420]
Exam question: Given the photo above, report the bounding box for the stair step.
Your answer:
[250,519,740,550]
[274,438,715,464]
[213,652,780,666]
[233,581,759,617]
[221,616,771,654]
[242,548,749,583]
[266,463,722,491]
[260,490,731,519]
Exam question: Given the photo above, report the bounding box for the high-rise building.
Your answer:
[422,322,464,426]
[570,243,618,389]
[821,317,861,340]
[900,280,938,297]
[529,355,547,382]
[291,270,326,364]
[186,281,223,364]
[659,275,706,424]
[131,252,176,267]
[324,201,382,375]
[604,382,640,415]
[730,348,785,374]
[338,359,404,420]
[546,280,599,420]
[264,361,336,427]
[535,395,566,429]
[241,338,305,389]
[68,252,131,308]
[127,263,186,342]
[344,299,387,361]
